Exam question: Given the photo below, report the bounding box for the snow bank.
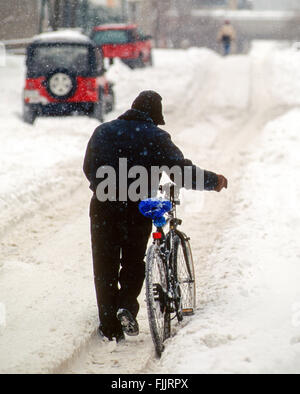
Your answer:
[0,55,99,239]
[249,41,300,107]
[107,47,250,120]
[158,109,300,374]
[269,48,300,106]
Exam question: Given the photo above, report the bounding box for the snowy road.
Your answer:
[1,43,300,374]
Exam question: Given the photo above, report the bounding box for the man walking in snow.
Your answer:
[217,20,236,56]
[83,90,228,342]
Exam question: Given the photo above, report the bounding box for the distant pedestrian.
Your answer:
[217,20,236,56]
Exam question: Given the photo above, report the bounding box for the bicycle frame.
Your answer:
[144,184,196,356]
[151,186,183,317]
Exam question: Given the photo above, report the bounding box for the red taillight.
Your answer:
[25,80,34,89]
[25,78,44,90]
[153,232,162,240]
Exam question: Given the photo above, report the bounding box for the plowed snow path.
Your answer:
[1,44,297,374]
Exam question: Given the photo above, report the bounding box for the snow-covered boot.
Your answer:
[117,308,139,336]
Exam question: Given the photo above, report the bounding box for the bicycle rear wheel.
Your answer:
[172,232,196,319]
[146,244,171,357]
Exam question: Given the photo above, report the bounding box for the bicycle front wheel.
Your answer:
[172,232,196,319]
[146,244,171,357]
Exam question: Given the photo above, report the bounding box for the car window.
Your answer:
[92,30,130,45]
[31,44,89,74]
[137,30,146,40]
[128,29,138,42]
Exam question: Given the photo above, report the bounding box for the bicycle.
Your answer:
[139,186,196,357]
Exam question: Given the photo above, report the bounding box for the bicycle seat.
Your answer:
[139,198,172,221]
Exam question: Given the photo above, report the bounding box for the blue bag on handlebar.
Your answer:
[138,198,172,227]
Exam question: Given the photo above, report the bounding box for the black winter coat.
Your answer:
[83,109,218,200]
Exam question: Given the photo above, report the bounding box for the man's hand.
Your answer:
[214,174,228,192]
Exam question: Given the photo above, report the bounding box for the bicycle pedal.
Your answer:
[153,292,161,302]
[153,284,160,294]
[182,308,194,316]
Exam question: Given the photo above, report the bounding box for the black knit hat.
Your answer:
[131,90,165,125]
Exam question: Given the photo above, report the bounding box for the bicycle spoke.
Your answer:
[173,234,196,318]
[176,241,194,311]
[146,244,170,357]
[143,199,196,357]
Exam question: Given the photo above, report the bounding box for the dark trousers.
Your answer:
[90,196,152,338]
[222,37,231,56]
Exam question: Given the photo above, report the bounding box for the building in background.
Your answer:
[0,0,125,41]
[192,0,252,9]
[2,0,300,52]
[152,0,300,51]
[252,0,300,11]
[192,0,227,8]
[0,0,39,40]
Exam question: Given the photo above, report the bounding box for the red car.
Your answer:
[91,24,153,69]
[23,30,115,124]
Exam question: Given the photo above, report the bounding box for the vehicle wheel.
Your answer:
[105,85,115,113]
[148,51,153,67]
[46,68,76,100]
[92,89,104,122]
[172,233,196,320]
[146,244,171,358]
[136,53,146,68]
[23,104,37,125]
[121,58,135,69]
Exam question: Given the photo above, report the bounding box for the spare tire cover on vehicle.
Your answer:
[46,68,77,100]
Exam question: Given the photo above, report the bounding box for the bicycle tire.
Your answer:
[146,244,171,357]
[172,232,196,319]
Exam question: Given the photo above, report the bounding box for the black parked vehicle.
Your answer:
[23,29,115,124]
